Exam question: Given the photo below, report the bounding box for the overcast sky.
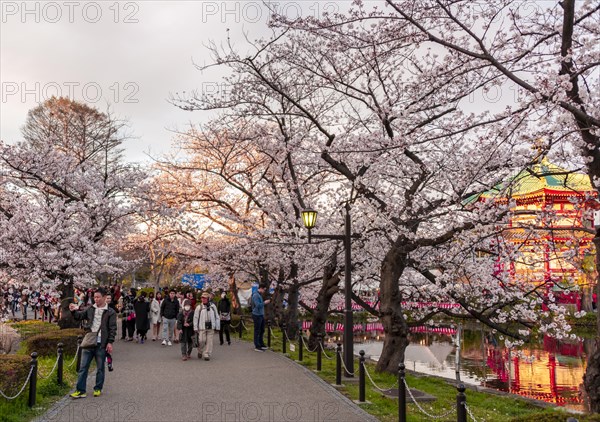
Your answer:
[1,1,363,163]
[1,0,528,164]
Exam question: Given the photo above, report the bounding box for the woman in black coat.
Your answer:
[217,291,231,346]
[134,292,150,343]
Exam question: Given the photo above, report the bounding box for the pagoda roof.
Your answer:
[503,227,593,243]
[470,158,593,203]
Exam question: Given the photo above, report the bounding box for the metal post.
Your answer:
[457,384,467,422]
[267,320,272,348]
[282,322,287,354]
[298,335,303,361]
[28,352,38,408]
[75,335,82,372]
[359,350,366,403]
[57,343,64,386]
[335,343,342,386]
[238,317,243,339]
[398,363,406,422]
[343,205,354,378]
[316,334,322,371]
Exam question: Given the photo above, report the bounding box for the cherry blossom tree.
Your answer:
[0,97,146,327]
[367,0,600,408]
[164,2,598,399]
[152,116,346,338]
[174,13,560,373]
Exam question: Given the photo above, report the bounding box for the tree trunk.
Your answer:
[582,284,593,312]
[308,249,339,349]
[57,279,79,329]
[265,283,284,327]
[584,235,600,411]
[584,339,600,412]
[376,244,410,372]
[285,282,300,339]
[228,274,241,315]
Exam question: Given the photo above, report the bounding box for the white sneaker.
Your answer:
[161,340,166,346]
[167,341,172,346]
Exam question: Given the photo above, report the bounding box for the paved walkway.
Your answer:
[36,324,378,422]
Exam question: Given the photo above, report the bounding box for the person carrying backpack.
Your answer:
[251,286,270,352]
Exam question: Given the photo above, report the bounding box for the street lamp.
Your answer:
[301,205,355,377]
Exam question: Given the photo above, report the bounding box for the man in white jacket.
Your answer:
[194,292,220,360]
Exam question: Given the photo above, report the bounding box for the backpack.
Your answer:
[248,293,256,312]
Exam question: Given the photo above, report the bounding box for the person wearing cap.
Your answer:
[177,299,195,360]
[193,292,220,361]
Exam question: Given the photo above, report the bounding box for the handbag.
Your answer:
[80,331,99,349]
[220,312,231,321]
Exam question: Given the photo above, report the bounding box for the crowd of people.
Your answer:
[113,287,233,360]
[66,285,240,398]
[1,282,61,322]
[2,281,270,399]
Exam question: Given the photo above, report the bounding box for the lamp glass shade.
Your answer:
[301,209,318,229]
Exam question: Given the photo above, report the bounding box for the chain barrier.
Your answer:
[362,365,398,391]
[319,342,334,360]
[283,327,293,344]
[67,346,80,368]
[230,320,240,329]
[403,379,456,419]
[37,355,60,380]
[297,335,319,353]
[464,403,479,422]
[0,366,34,400]
[240,319,249,330]
[339,353,355,376]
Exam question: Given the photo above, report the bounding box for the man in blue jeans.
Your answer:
[251,286,270,352]
[68,287,117,398]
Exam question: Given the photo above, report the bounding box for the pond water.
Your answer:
[321,323,590,411]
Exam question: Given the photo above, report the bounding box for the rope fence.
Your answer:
[302,338,319,353]
[404,379,456,419]
[0,342,78,410]
[0,366,34,400]
[363,364,398,391]
[265,321,476,422]
[282,326,293,344]
[464,403,480,422]
[67,346,80,368]
[319,341,334,360]
[339,352,355,376]
[220,317,484,422]
[37,355,59,380]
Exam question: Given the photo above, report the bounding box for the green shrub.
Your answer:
[23,328,84,356]
[0,355,30,398]
[9,321,59,340]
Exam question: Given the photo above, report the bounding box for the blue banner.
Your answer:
[182,274,207,289]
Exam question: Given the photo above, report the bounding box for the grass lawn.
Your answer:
[232,318,589,422]
[0,322,79,422]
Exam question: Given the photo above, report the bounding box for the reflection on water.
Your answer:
[325,324,588,411]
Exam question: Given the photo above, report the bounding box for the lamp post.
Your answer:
[301,205,354,377]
